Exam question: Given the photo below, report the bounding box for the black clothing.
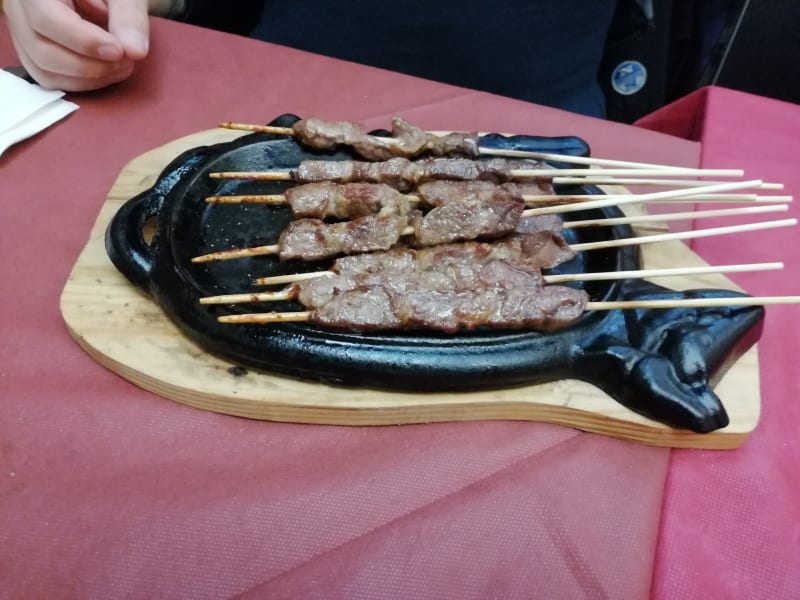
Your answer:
[175,1,618,117]
[251,1,618,117]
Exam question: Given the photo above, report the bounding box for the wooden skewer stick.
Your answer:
[200,289,295,304]
[587,296,800,310]
[210,171,292,181]
[204,198,786,227]
[203,191,609,205]
[191,181,769,263]
[255,271,334,286]
[552,177,784,190]
[571,218,796,252]
[474,148,728,171]
[254,262,783,287]
[217,295,800,324]
[194,212,793,266]
[218,122,739,172]
[565,203,788,228]
[206,194,287,204]
[247,273,314,286]
[220,311,313,324]
[206,191,792,206]
[510,168,745,178]
[523,179,764,217]
[535,194,792,204]
[204,191,600,206]
[198,262,783,304]
[220,122,294,135]
[209,167,745,181]
[542,262,784,283]
[193,245,279,262]
[648,194,792,204]
[201,292,277,305]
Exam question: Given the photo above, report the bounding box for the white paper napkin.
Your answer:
[0,70,79,157]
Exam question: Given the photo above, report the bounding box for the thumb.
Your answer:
[107,0,150,60]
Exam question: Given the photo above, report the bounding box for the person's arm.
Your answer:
[2,0,150,91]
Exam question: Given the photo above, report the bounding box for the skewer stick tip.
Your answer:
[218,311,312,324]
[200,290,294,304]
[254,271,332,286]
[192,244,280,263]
[208,171,293,181]
[206,194,286,204]
[217,295,800,326]
[219,122,295,135]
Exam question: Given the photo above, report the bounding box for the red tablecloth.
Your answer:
[1,17,797,599]
[637,87,800,599]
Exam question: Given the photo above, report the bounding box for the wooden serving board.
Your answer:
[60,129,761,449]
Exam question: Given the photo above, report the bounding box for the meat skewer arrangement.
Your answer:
[220,116,745,173]
[192,204,792,263]
[215,117,791,194]
[196,116,799,333]
[211,157,555,192]
[192,179,787,263]
[223,116,481,161]
[204,180,789,224]
[209,157,744,189]
[194,199,558,262]
[212,238,588,333]
[198,209,796,333]
[207,181,791,207]
[218,294,800,329]
[196,237,795,332]
[207,181,556,213]
[202,262,784,305]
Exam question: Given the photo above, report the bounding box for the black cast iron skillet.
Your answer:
[106,114,764,433]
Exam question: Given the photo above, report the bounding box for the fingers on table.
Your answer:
[4,0,148,90]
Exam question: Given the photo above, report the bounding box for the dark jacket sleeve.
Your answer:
[178,0,264,36]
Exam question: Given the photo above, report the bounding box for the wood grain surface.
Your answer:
[60,129,761,449]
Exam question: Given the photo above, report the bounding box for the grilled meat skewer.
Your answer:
[210,157,549,192]
[192,200,571,263]
[209,238,588,333]
[207,180,557,215]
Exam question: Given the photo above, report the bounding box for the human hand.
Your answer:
[2,0,150,91]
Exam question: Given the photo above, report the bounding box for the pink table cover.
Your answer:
[1,17,795,598]
[637,87,800,599]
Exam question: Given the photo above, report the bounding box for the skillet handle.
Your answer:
[105,187,164,291]
[105,148,213,291]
